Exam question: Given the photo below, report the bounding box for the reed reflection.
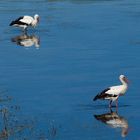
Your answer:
[0,90,57,140]
[94,110,129,137]
[11,33,40,49]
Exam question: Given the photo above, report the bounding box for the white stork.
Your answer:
[93,75,129,108]
[9,14,39,32]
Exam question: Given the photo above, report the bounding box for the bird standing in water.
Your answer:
[9,14,39,32]
[93,75,129,108]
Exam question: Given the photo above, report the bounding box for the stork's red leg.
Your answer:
[116,98,118,108]
[109,100,112,108]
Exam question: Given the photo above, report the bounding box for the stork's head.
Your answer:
[34,14,39,23]
[119,75,129,84]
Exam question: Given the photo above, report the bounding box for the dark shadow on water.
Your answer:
[11,33,40,49]
[76,104,130,111]
[94,109,129,137]
[76,104,107,111]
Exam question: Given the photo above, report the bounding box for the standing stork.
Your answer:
[93,75,129,108]
[9,14,39,32]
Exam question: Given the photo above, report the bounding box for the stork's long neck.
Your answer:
[32,17,38,27]
[32,20,36,26]
[120,78,128,87]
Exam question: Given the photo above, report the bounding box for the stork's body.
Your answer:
[93,75,129,108]
[9,14,39,32]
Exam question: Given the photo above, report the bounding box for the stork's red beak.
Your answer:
[37,17,40,23]
[123,77,129,84]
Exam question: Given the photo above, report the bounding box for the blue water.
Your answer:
[0,0,140,139]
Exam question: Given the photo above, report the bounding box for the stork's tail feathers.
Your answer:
[93,95,99,101]
[93,88,110,101]
[9,21,15,26]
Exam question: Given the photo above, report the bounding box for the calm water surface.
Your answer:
[0,0,140,139]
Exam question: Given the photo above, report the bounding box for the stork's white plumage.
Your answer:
[9,14,39,32]
[93,75,129,108]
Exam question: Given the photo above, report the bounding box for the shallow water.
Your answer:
[0,0,140,139]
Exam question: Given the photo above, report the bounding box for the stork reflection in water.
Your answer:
[11,33,40,49]
[94,110,129,137]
